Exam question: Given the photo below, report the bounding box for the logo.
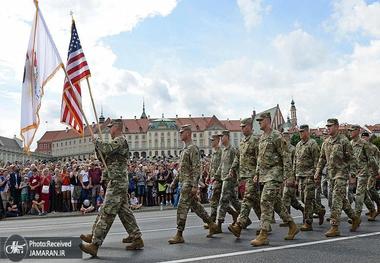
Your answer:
[4,235,28,262]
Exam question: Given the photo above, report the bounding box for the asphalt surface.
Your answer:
[0,202,379,263]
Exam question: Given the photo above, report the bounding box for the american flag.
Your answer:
[60,20,91,134]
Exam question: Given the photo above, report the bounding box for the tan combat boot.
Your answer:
[319,209,326,225]
[325,226,340,237]
[250,229,269,246]
[203,223,209,229]
[168,231,184,244]
[351,216,361,232]
[279,222,289,227]
[207,222,219,237]
[368,210,378,221]
[300,223,313,231]
[231,210,239,225]
[126,237,144,250]
[79,243,99,257]
[256,224,272,235]
[228,222,242,238]
[284,221,299,240]
[122,235,133,243]
[80,234,92,243]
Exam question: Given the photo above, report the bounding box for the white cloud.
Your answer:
[273,29,328,70]
[236,0,271,30]
[329,0,380,38]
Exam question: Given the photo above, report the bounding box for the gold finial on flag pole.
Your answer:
[70,10,74,21]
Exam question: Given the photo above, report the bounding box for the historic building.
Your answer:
[0,135,50,163]
[36,103,286,161]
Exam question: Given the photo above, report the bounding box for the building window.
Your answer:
[135,135,139,140]
[128,135,132,140]
[193,133,197,138]
[142,135,145,139]
[200,133,203,138]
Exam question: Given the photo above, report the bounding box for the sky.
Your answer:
[1,0,380,149]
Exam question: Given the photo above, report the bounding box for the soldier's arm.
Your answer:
[365,143,379,174]
[345,140,359,177]
[190,146,201,186]
[230,148,240,176]
[311,141,321,172]
[277,136,292,181]
[95,138,123,155]
[315,141,327,177]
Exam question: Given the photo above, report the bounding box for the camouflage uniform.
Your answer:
[316,134,357,226]
[282,143,304,213]
[91,136,142,246]
[230,133,261,228]
[176,142,213,231]
[295,137,324,225]
[367,143,380,210]
[257,129,294,231]
[209,147,222,222]
[217,144,241,223]
[351,137,378,216]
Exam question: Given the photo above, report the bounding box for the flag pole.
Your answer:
[61,65,108,172]
[86,77,103,139]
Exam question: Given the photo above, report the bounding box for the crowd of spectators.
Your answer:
[0,156,225,219]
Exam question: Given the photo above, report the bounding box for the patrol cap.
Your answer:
[221,130,230,136]
[299,124,309,132]
[326,118,339,127]
[348,124,361,131]
[107,119,123,128]
[179,124,192,133]
[209,134,221,141]
[240,117,252,127]
[256,112,271,121]
[361,131,370,137]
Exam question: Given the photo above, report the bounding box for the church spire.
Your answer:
[140,98,147,119]
[99,105,105,124]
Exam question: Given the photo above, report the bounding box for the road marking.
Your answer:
[158,231,380,263]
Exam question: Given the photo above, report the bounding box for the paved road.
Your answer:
[0,205,379,263]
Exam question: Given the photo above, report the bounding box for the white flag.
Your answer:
[20,4,63,152]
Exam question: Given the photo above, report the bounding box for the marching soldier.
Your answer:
[79,119,143,257]
[251,113,299,246]
[362,132,380,215]
[168,125,218,244]
[350,126,379,220]
[205,134,238,229]
[280,131,304,227]
[228,117,260,238]
[215,130,241,233]
[315,118,361,237]
[294,125,325,231]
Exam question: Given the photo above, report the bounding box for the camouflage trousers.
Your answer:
[355,176,375,215]
[210,180,236,222]
[260,180,293,231]
[298,177,324,225]
[92,180,141,246]
[237,177,261,228]
[367,175,380,208]
[330,178,355,226]
[282,185,303,213]
[315,177,325,209]
[218,180,241,223]
[177,183,212,232]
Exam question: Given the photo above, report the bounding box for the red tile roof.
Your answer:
[123,119,150,133]
[221,120,241,132]
[365,124,380,133]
